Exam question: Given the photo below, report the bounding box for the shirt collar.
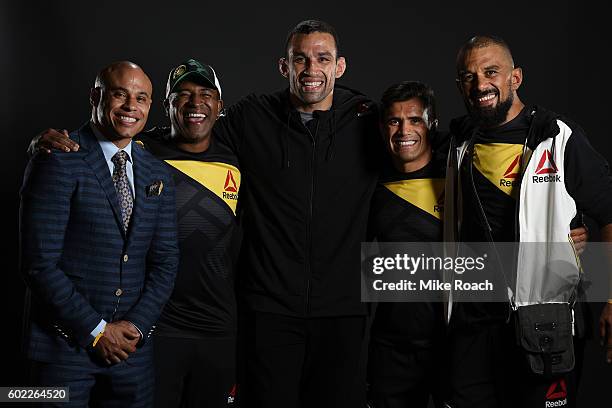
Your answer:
[91,122,133,163]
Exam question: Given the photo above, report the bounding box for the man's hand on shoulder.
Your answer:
[570,225,588,255]
[29,128,79,155]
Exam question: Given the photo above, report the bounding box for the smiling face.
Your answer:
[279,31,346,112]
[91,63,152,146]
[166,80,222,152]
[456,43,523,128]
[381,98,433,173]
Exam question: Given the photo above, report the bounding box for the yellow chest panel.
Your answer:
[472,143,524,198]
[383,178,445,220]
[165,160,241,214]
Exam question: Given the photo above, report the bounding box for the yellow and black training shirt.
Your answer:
[367,153,446,348]
[138,130,241,338]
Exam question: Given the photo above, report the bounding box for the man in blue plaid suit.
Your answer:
[19,61,179,407]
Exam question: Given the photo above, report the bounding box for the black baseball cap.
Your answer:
[165,59,222,99]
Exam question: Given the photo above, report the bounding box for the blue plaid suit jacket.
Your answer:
[19,122,179,364]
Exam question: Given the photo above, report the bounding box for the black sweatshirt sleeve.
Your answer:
[564,124,612,227]
[213,97,250,157]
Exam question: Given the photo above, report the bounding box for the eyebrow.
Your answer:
[458,64,502,76]
[292,51,335,57]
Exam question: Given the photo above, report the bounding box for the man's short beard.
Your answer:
[468,91,514,128]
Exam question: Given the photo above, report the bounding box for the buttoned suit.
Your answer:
[19,122,179,407]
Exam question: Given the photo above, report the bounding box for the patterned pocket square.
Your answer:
[146,180,164,197]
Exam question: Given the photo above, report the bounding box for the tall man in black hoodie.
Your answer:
[214,20,380,407]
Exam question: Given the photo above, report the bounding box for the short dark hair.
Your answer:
[284,19,340,57]
[456,35,514,72]
[380,81,438,129]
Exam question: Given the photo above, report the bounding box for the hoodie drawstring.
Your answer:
[284,108,337,168]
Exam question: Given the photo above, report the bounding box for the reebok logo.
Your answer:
[503,154,521,179]
[535,149,559,174]
[545,379,567,407]
[227,384,237,405]
[499,154,521,187]
[546,379,567,399]
[545,401,567,408]
[224,170,238,192]
[223,170,239,200]
[533,150,561,183]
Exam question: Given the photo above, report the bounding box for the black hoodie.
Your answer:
[214,85,382,317]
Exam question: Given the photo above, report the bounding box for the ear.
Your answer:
[455,78,464,95]
[430,119,439,131]
[335,56,347,79]
[90,87,101,107]
[278,57,289,78]
[217,99,224,117]
[511,67,523,91]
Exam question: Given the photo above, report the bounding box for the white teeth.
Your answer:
[303,81,323,86]
[478,93,496,102]
[398,140,417,146]
[118,116,136,122]
[185,113,206,118]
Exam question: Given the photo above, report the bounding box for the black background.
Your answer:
[3,0,610,405]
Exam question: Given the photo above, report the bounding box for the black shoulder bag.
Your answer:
[514,302,575,378]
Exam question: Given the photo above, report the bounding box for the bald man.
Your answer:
[19,61,179,407]
[444,36,612,408]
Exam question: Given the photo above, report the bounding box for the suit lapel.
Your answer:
[79,124,126,239]
[128,142,151,241]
